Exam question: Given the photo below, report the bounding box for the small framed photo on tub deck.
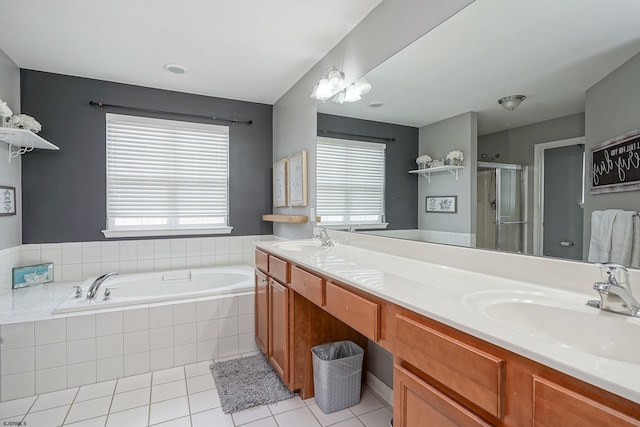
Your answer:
[426,195,457,213]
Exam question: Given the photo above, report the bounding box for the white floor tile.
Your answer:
[0,395,36,418]
[23,405,70,427]
[75,380,117,402]
[274,406,321,427]
[231,404,272,425]
[357,407,393,427]
[151,379,187,403]
[106,405,149,427]
[267,396,305,415]
[31,387,78,412]
[184,360,212,378]
[349,389,386,416]
[110,387,151,413]
[331,418,365,427]
[63,415,107,427]
[150,415,191,426]
[243,417,278,427]
[152,366,184,385]
[309,403,355,426]
[65,396,112,424]
[187,388,220,413]
[190,407,234,427]
[115,372,151,394]
[185,373,215,394]
[149,396,190,425]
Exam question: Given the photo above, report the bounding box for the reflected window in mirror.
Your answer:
[316,137,387,229]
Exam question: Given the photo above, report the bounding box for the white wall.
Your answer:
[0,48,21,250]
[418,111,477,236]
[272,0,475,239]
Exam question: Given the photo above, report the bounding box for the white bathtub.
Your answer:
[54,265,254,314]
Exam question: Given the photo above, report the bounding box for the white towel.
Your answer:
[587,209,622,263]
[631,215,640,269]
[609,211,635,266]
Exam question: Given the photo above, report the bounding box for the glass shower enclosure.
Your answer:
[477,162,528,254]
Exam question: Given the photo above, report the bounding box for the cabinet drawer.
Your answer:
[395,314,505,419]
[255,250,268,273]
[394,365,492,427]
[290,265,324,306]
[533,376,639,427]
[325,281,379,341]
[268,255,289,284]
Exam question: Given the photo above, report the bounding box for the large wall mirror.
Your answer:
[317,0,640,270]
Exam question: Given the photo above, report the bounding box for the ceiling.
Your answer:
[318,0,640,135]
[0,0,382,105]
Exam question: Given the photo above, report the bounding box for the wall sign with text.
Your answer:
[590,129,640,194]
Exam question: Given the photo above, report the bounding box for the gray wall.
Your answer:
[317,113,418,230]
[20,70,273,243]
[272,0,475,240]
[0,49,21,250]
[418,112,477,234]
[584,50,640,258]
[478,113,585,253]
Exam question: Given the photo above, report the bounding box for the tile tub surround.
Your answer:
[0,235,277,290]
[0,291,257,401]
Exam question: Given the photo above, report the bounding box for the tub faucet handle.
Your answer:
[103,287,117,300]
[73,285,83,298]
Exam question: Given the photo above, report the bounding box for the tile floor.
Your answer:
[0,354,393,427]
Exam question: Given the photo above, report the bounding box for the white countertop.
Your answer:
[255,233,640,404]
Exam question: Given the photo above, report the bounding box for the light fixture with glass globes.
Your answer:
[498,95,526,111]
[310,67,345,101]
[327,77,373,104]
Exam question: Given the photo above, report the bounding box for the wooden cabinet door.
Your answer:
[269,278,290,385]
[394,366,492,427]
[255,269,269,354]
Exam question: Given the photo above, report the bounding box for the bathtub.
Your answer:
[54,265,254,314]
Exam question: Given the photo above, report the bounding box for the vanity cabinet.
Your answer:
[254,269,268,354]
[268,278,289,382]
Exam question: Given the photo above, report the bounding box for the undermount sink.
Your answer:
[464,290,640,365]
[272,239,326,252]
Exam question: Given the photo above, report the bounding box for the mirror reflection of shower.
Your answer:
[477,162,528,254]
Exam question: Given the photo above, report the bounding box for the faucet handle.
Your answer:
[597,262,630,288]
[73,285,83,298]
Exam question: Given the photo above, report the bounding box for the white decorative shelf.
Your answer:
[0,128,59,162]
[409,165,464,182]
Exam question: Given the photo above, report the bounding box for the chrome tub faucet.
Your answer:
[86,272,119,299]
[587,263,640,317]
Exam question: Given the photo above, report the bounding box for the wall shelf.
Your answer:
[409,165,464,182]
[262,214,309,223]
[0,128,60,162]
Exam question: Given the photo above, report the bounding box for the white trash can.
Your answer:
[312,340,364,413]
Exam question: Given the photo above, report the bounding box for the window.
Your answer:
[104,113,231,237]
[316,136,386,228]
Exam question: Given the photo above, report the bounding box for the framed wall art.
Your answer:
[426,195,457,213]
[590,128,640,194]
[273,158,288,207]
[288,150,308,206]
[1,185,16,216]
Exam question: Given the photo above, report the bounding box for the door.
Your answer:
[542,144,584,260]
[268,278,289,384]
[255,270,268,354]
[496,168,525,253]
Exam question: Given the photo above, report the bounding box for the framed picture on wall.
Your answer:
[426,195,457,213]
[273,158,288,207]
[288,150,308,206]
[1,185,16,216]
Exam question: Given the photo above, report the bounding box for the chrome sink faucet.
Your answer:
[313,226,334,247]
[587,263,640,317]
[86,272,119,299]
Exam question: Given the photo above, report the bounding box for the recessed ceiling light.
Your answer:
[367,101,384,108]
[164,64,188,74]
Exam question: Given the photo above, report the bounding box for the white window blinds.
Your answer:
[106,113,229,231]
[316,136,386,225]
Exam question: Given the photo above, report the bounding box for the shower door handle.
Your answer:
[498,221,528,225]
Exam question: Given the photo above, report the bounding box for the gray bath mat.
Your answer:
[210,353,296,413]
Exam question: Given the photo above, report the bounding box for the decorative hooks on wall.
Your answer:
[89,101,253,125]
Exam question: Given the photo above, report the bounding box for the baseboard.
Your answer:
[365,371,393,406]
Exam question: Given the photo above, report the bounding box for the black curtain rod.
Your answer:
[317,129,395,142]
[89,101,253,125]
